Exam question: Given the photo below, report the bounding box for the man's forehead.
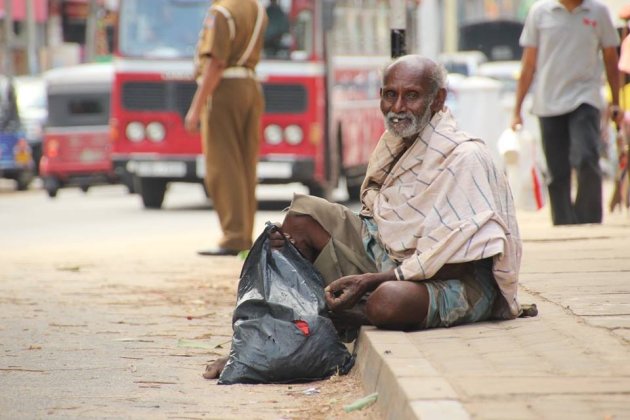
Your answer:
[383,63,427,86]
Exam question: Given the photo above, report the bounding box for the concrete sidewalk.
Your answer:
[355,208,630,419]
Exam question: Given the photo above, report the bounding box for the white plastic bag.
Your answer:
[497,127,545,211]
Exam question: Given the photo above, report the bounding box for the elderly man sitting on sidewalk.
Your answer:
[204,54,523,379]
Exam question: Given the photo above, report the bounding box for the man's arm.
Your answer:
[511,46,537,130]
[602,46,623,125]
[323,261,474,312]
[325,271,396,311]
[184,57,226,133]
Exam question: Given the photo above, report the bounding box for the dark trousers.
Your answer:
[539,103,602,225]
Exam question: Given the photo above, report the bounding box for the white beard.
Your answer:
[384,102,433,139]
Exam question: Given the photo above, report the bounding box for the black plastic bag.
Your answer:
[218,223,354,385]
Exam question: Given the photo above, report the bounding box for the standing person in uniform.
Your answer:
[512,0,621,225]
[185,0,268,256]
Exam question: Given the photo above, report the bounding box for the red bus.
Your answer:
[111,0,419,208]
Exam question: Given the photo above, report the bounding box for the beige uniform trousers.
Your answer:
[202,77,264,250]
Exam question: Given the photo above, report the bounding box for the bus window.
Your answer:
[118,0,206,58]
[68,99,104,116]
[292,10,313,60]
[264,0,290,57]
[459,20,524,62]
[367,0,391,56]
[333,2,362,55]
[262,0,314,60]
[374,1,389,56]
[48,94,110,127]
[333,6,347,54]
[332,0,392,56]
[361,2,375,55]
[347,7,362,54]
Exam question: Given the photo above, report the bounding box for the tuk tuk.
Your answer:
[40,63,115,198]
[0,75,35,190]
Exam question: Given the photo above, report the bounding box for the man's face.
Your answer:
[380,64,435,139]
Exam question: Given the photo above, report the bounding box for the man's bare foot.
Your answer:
[203,356,228,379]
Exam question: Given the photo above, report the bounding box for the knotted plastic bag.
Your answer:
[218,223,354,385]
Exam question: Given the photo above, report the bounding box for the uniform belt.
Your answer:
[222,67,256,79]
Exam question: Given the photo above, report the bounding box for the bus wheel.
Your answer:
[120,172,136,194]
[346,183,361,202]
[306,182,332,200]
[202,183,211,198]
[43,176,60,198]
[136,177,167,209]
[15,170,34,191]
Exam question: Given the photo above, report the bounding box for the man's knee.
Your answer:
[282,214,325,243]
[280,213,330,261]
[281,213,313,234]
[365,281,429,330]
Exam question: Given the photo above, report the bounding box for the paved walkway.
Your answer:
[355,207,630,419]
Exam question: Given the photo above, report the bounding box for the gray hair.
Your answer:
[425,62,448,97]
[381,55,448,98]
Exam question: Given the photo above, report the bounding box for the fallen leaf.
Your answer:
[344,392,378,413]
[56,265,81,272]
[238,250,249,260]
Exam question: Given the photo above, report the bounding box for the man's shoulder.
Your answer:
[583,0,612,12]
[220,0,257,13]
[450,138,486,155]
[446,138,496,167]
[526,0,557,18]
[587,0,617,23]
[432,111,478,145]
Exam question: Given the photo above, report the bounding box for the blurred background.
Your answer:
[1,0,628,211]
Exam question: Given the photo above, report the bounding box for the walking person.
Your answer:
[512,0,622,225]
[185,0,268,255]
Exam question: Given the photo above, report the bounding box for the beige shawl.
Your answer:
[360,110,521,319]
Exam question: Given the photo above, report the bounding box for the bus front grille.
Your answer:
[121,81,196,117]
[121,81,308,116]
[263,84,307,114]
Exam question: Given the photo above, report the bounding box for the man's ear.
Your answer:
[431,88,447,112]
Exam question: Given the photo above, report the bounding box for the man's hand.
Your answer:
[184,109,200,134]
[511,114,523,132]
[610,105,624,128]
[268,223,293,250]
[325,270,398,311]
[184,59,225,135]
[325,274,369,311]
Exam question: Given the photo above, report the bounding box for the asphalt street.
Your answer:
[0,181,375,420]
